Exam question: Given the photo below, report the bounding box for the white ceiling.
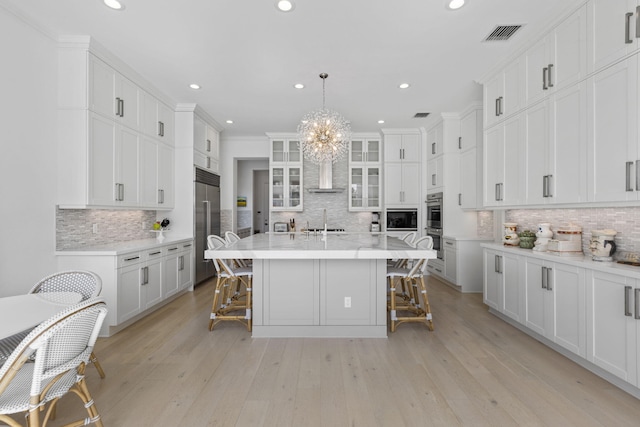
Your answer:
[6,0,578,137]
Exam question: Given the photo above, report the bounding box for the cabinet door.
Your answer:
[426,157,442,192]
[157,102,174,144]
[502,252,521,322]
[118,126,140,206]
[483,250,502,310]
[549,82,588,204]
[271,167,285,208]
[287,140,301,163]
[288,167,302,209]
[484,73,503,127]
[444,240,457,284]
[89,112,118,206]
[117,75,139,130]
[587,57,638,202]
[157,143,174,208]
[524,101,549,205]
[140,91,158,138]
[350,140,365,163]
[588,271,637,385]
[144,256,163,309]
[367,140,381,163]
[460,109,478,151]
[178,248,193,290]
[384,163,403,205]
[401,163,420,205]
[384,135,403,161]
[460,148,477,209]
[117,263,142,323]
[366,167,381,209]
[587,0,640,73]
[483,126,503,207]
[139,137,158,207]
[163,248,180,298]
[524,257,549,336]
[427,125,441,158]
[525,36,549,106]
[502,114,526,206]
[504,57,524,117]
[552,263,586,357]
[89,55,116,119]
[551,5,587,91]
[349,167,364,209]
[194,116,208,154]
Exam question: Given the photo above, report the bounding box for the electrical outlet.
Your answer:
[92,223,98,234]
[344,296,351,308]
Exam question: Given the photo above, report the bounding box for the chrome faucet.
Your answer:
[323,208,327,229]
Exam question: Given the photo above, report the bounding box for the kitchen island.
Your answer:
[204,232,436,338]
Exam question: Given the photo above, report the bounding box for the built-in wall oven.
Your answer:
[425,192,443,260]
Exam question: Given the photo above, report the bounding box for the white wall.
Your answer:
[0,4,59,296]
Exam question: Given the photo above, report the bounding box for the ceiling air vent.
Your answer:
[413,112,430,118]
[483,25,523,42]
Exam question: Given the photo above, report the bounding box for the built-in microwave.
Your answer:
[386,209,418,231]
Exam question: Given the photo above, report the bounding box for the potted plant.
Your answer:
[518,230,537,249]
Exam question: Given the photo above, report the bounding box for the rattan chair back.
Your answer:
[29,270,102,301]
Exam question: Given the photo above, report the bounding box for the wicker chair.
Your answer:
[224,231,251,268]
[207,235,253,332]
[386,236,434,332]
[0,299,108,427]
[0,271,106,378]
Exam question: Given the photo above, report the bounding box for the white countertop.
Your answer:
[205,233,437,260]
[443,235,495,241]
[56,236,193,256]
[482,242,640,280]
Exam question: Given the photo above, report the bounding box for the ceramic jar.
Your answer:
[533,223,552,252]
[590,229,618,261]
[503,223,520,246]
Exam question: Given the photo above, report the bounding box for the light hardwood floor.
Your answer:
[21,276,640,426]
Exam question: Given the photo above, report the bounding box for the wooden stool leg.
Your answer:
[245,276,252,332]
[388,276,397,332]
[209,276,226,331]
[419,275,434,331]
[90,351,106,379]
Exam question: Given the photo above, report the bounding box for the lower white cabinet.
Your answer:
[483,244,640,395]
[587,271,640,387]
[57,238,194,336]
[436,237,493,293]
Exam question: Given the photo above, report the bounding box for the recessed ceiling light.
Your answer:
[294,83,304,89]
[447,0,465,10]
[399,83,410,89]
[226,120,234,124]
[189,83,200,90]
[276,0,294,12]
[378,120,385,124]
[103,0,124,10]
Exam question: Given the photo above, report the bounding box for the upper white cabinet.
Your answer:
[525,5,587,106]
[268,135,303,211]
[58,42,175,209]
[383,131,421,207]
[426,123,443,158]
[484,56,524,128]
[459,107,483,209]
[141,91,174,145]
[349,137,381,211]
[193,115,220,174]
[483,114,525,207]
[587,54,640,203]
[587,0,640,73]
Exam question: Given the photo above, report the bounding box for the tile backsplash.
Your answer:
[506,207,640,256]
[56,208,158,250]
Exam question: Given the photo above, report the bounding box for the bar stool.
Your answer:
[386,236,434,332]
[207,235,253,331]
[225,231,252,268]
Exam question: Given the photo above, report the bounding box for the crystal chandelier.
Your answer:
[297,73,351,164]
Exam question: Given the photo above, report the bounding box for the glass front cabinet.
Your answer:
[268,134,303,211]
[348,136,381,211]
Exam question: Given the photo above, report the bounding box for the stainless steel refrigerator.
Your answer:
[194,168,220,285]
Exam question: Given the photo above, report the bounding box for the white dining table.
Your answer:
[0,292,83,340]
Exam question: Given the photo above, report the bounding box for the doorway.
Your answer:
[253,170,269,233]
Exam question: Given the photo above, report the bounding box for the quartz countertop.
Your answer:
[205,233,436,260]
[56,236,193,256]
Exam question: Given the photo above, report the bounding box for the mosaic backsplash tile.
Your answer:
[506,207,640,256]
[56,208,158,250]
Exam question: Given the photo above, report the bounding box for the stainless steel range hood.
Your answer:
[307,161,344,193]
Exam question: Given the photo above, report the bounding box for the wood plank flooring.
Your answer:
[15,276,640,426]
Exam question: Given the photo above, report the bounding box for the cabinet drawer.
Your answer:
[118,252,143,268]
[145,248,164,260]
[443,239,457,249]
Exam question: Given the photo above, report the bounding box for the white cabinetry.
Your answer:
[349,137,381,211]
[383,131,421,207]
[483,248,521,321]
[459,107,483,209]
[141,91,174,145]
[58,43,175,209]
[269,136,303,211]
[524,5,587,106]
[523,257,586,357]
[587,0,640,73]
[483,114,525,207]
[442,237,494,293]
[193,115,220,174]
[587,271,640,387]
[484,56,524,128]
[587,54,640,202]
[57,238,194,337]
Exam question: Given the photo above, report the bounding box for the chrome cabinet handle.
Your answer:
[458,193,462,206]
[636,6,640,38]
[432,174,436,186]
[543,175,548,197]
[625,286,633,316]
[115,97,121,116]
[542,266,548,289]
[495,183,500,201]
[140,266,148,285]
[636,160,640,191]
[120,184,124,201]
[494,255,499,273]
[499,183,504,201]
[498,97,503,115]
[458,137,462,150]
[635,288,640,320]
[432,142,436,155]
[115,183,120,201]
[547,64,554,88]
[495,98,500,116]
[498,255,502,273]
[626,12,634,44]
[168,247,178,252]
[206,139,211,152]
[547,175,553,197]
[543,67,548,90]
[546,267,552,291]
[149,251,161,256]
[206,156,211,169]
[116,98,124,118]
[626,161,634,191]
[124,256,140,262]
[158,121,165,137]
